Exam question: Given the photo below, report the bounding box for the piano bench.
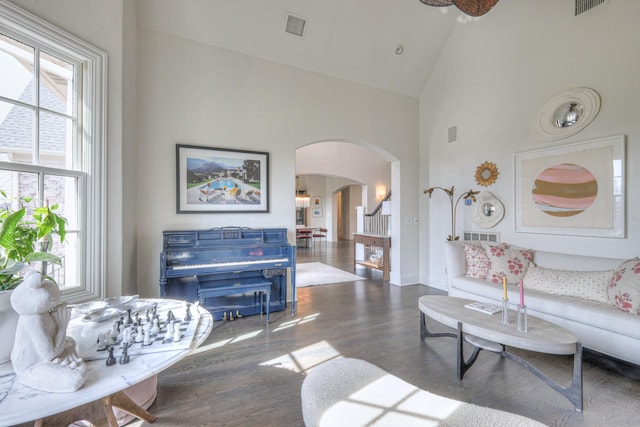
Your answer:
[199,281,272,324]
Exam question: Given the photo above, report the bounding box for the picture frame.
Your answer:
[176,144,269,213]
[313,196,322,207]
[312,208,322,218]
[514,135,625,238]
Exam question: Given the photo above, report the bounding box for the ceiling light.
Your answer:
[418,0,499,17]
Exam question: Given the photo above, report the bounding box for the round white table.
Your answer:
[0,298,212,426]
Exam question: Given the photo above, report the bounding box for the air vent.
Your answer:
[575,0,607,16]
[285,13,306,37]
[463,231,499,242]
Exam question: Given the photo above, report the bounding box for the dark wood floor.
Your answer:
[28,240,640,426]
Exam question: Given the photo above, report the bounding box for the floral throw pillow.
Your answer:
[483,243,534,284]
[464,242,490,279]
[608,258,640,314]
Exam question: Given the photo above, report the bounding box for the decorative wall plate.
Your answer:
[475,161,499,187]
[532,87,600,141]
[471,191,504,229]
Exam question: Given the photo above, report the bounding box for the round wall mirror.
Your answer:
[532,87,600,141]
[475,161,499,187]
[472,191,504,229]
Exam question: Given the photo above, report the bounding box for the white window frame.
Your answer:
[0,0,107,301]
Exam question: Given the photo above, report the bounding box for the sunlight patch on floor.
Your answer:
[272,313,319,332]
[189,329,263,356]
[260,340,341,374]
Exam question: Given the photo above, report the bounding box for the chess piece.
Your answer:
[166,310,174,324]
[185,303,192,322]
[229,311,234,321]
[126,308,133,325]
[145,309,151,323]
[106,346,116,366]
[143,324,152,346]
[150,317,160,335]
[223,312,228,321]
[235,309,243,318]
[117,324,125,342]
[110,320,119,340]
[119,342,130,364]
[96,332,107,351]
[173,324,182,342]
[164,320,174,342]
[135,325,144,343]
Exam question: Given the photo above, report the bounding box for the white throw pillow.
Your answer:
[464,242,490,279]
[483,243,534,285]
[608,258,640,314]
[523,265,612,303]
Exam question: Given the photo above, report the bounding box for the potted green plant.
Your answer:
[0,192,67,363]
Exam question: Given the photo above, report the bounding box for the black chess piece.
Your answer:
[126,308,133,325]
[167,310,173,323]
[185,303,192,321]
[119,342,130,364]
[106,346,116,366]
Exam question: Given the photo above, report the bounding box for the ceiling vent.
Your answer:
[285,13,306,37]
[575,0,607,16]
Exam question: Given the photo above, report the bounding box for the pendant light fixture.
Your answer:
[295,176,311,208]
[418,0,499,17]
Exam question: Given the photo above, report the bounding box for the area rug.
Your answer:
[296,262,363,287]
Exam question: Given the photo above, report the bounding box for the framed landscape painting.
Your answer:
[176,144,269,213]
[514,135,625,238]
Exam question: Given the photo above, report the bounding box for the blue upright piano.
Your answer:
[159,227,296,322]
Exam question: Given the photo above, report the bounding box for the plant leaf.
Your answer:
[0,209,25,251]
[24,252,62,265]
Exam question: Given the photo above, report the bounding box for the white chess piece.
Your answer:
[135,325,144,343]
[164,320,174,341]
[110,320,119,340]
[173,323,181,342]
[143,324,152,346]
[150,317,160,335]
[96,332,107,351]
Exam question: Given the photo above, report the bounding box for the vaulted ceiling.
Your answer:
[134,0,484,98]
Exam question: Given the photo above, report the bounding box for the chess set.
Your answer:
[68,298,201,362]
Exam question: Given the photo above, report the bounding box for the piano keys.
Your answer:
[159,227,296,322]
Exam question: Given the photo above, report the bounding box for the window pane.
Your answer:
[0,169,38,207]
[39,50,74,116]
[39,110,73,168]
[0,101,34,164]
[0,33,35,105]
[43,174,79,289]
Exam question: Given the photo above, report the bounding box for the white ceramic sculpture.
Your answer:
[10,270,87,392]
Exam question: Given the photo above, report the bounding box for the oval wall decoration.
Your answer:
[532,163,597,217]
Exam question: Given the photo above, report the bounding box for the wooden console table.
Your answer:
[353,233,391,281]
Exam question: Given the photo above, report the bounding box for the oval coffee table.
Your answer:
[419,295,583,411]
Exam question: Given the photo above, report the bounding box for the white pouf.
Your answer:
[301,358,546,427]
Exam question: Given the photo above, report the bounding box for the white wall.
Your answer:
[136,30,419,294]
[420,0,640,290]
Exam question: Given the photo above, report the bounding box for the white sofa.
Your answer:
[444,241,640,366]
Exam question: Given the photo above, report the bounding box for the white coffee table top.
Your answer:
[419,295,578,355]
[0,298,212,426]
